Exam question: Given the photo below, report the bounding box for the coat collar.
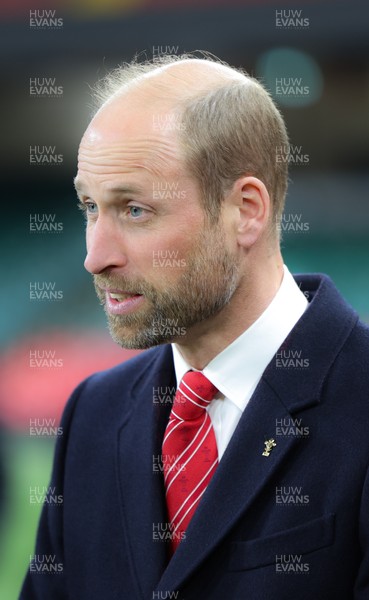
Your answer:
[264,273,358,413]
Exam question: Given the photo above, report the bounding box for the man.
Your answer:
[21,54,369,599]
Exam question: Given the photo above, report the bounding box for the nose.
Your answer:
[84,216,127,274]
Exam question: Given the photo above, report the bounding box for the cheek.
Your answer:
[138,232,195,279]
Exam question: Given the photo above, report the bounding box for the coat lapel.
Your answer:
[155,274,358,595]
[116,345,175,599]
[155,378,303,594]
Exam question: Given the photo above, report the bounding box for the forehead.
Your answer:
[77,138,181,184]
[78,91,185,176]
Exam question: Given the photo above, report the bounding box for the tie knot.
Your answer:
[172,371,218,421]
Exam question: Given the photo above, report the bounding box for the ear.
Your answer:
[230,176,271,248]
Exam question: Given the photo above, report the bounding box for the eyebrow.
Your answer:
[73,177,85,192]
[73,178,144,197]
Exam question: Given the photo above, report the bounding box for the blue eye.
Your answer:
[78,201,98,219]
[85,202,98,214]
[129,206,144,218]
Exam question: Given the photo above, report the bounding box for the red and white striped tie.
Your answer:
[162,370,218,553]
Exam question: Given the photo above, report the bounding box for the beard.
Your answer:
[93,222,240,349]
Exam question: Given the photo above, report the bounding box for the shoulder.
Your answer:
[84,346,164,392]
[61,345,172,428]
[320,316,369,429]
[338,317,369,374]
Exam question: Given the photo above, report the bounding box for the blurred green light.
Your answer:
[256,47,324,108]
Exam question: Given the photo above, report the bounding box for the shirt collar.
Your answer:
[171,265,308,412]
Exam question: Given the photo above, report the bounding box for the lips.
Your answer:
[103,289,145,315]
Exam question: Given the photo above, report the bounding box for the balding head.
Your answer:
[93,56,247,114]
[84,53,289,232]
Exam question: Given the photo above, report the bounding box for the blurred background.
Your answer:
[1,0,368,596]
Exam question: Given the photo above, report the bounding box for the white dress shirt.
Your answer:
[171,265,308,460]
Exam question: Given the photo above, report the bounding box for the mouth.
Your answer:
[103,289,145,315]
[108,291,141,302]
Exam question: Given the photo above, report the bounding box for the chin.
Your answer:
[109,327,166,350]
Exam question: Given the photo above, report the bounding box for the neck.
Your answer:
[174,251,284,370]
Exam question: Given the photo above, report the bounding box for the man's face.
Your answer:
[75,95,240,349]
